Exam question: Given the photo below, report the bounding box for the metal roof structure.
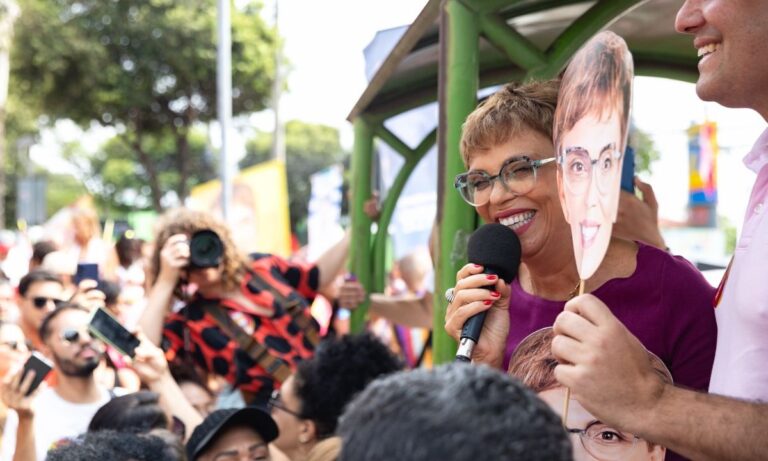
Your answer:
[349,0,696,123]
[345,0,699,362]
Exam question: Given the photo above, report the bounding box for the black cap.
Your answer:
[186,407,279,460]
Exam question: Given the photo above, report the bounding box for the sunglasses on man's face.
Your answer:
[32,297,66,310]
[60,328,92,344]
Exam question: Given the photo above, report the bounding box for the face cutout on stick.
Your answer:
[554,31,634,280]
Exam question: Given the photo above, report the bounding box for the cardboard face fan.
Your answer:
[554,30,634,281]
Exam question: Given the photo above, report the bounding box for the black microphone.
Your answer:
[455,223,521,362]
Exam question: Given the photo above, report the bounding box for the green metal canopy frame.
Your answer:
[346,0,698,364]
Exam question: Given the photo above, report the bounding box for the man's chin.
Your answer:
[57,357,101,378]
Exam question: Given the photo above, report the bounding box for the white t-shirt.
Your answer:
[1,386,123,461]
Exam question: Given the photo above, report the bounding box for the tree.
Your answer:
[10,0,277,211]
[0,0,20,227]
[78,129,214,214]
[630,125,660,175]
[240,120,346,238]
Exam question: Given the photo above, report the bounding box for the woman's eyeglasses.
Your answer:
[566,421,640,461]
[268,389,303,418]
[32,297,66,310]
[454,155,555,207]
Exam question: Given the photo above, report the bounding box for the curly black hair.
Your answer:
[293,332,403,438]
[338,363,572,461]
[46,430,180,461]
[88,391,169,434]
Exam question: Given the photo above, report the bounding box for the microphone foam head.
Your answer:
[467,223,522,283]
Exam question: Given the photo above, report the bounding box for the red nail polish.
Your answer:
[486,275,497,281]
[483,300,493,306]
[473,264,482,269]
[491,291,500,297]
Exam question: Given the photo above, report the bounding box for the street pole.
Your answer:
[271,0,285,163]
[217,0,233,222]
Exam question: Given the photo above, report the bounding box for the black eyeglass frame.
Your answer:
[268,389,304,419]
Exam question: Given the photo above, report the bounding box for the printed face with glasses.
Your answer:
[538,388,665,461]
[557,110,625,279]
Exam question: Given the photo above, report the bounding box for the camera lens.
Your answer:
[189,230,224,269]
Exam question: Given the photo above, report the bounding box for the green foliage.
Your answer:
[630,127,660,175]
[239,120,346,236]
[9,0,277,210]
[45,173,88,217]
[67,129,214,214]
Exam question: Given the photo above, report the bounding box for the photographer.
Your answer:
[140,209,350,406]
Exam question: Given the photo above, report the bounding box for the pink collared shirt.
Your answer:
[709,128,768,400]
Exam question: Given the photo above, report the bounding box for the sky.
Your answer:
[31,0,766,260]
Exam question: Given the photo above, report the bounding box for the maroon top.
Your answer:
[505,243,717,392]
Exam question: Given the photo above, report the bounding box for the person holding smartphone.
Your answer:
[141,208,352,406]
[0,303,125,461]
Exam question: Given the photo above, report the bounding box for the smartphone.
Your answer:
[21,352,53,396]
[74,263,99,285]
[621,145,635,193]
[88,307,140,358]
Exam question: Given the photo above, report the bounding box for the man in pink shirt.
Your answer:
[550,1,768,460]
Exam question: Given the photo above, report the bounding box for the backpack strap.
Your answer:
[200,300,292,384]
[246,269,321,347]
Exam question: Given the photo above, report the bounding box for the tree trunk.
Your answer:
[175,129,189,203]
[132,137,163,212]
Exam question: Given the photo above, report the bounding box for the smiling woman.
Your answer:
[443,80,718,419]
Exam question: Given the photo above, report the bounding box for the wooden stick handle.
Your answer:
[562,279,585,425]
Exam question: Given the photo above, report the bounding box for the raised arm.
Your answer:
[140,234,189,345]
[613,178,667,250]
[131,335,203,440]
[1,367,41,461]
[314,230,351,290]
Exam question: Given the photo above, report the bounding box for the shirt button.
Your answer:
[756,203,764,215]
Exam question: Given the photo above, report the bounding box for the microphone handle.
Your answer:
[455,269,498,362]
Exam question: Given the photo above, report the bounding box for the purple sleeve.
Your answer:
[660,255,717,391]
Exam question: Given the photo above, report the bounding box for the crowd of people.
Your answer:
[0,1,764,460]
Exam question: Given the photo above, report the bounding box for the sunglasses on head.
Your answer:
[60,328,92,344]
[32,297,66,310]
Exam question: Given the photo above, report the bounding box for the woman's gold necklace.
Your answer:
[566,280,583,300]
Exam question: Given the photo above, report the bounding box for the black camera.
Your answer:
[188,230,224,269]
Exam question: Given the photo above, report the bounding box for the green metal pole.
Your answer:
[478,13,546,71]
[371,157,419,293]
[371,129,436,292]
[349,117,374,333]
[528,0,644,79]
[434,0,479,364]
